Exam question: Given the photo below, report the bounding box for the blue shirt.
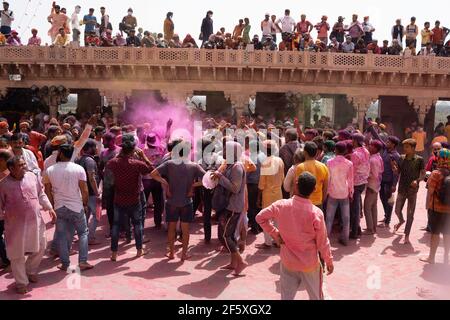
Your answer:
[83,15,97,33]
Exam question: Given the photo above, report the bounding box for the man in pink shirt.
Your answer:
[256,172,334,300]
[364,140,384,234]
[325,141,354,245]
[350,133,370,239]
[296,14,313,37]
[27,28,41,46]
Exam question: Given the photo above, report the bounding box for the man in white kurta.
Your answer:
[0,157,55,294]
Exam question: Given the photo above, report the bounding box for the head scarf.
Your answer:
[437,148,450,169]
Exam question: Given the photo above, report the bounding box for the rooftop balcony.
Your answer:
[0,46,449,125]
[1,46,449,73]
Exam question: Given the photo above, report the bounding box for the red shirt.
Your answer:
[28,131,47,150]
[297,20,312,34]
[106,156,153,206]
[431,27,444,45]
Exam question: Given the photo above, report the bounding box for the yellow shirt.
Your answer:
[421,29,432,45]
[53,34,69,46]
[258,156,285,208]
[412,131,426,152]
[295,160,329,206]
[0,33,6,45]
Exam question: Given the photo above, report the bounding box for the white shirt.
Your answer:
[20,148,41,176]
[261,19,273,36]
[0,10,14,27]
[283,165,296,193]
[276,15,296,33]
[45,162,86,212]
[363,22,374,33]
[43,146,83,171]
[71,12,80,31]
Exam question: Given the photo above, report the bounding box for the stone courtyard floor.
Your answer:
[1,185,450,300]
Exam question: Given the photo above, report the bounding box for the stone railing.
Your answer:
[1,46,450,74]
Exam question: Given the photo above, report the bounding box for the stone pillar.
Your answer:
[407,96,438,126]
[224,91,252,122]
[347,95,378,131]
[160,90,193,106]
[99,90,130,124]
[40,86,69,119]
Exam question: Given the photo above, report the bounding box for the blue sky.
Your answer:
[10,0,450,44]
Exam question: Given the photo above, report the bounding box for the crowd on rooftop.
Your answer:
[1,2,450,56]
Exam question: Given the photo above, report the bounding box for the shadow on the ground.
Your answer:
[420,263,450,286]
[380,235,421,257]
[177,269,238,298]
[124,258,189,280]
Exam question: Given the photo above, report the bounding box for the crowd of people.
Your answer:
[1,2,450,56]
[0,104,449,299]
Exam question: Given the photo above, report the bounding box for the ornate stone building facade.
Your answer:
[1,46,449,130]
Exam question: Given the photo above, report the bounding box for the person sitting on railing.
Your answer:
[367,39,381,54]
[156,33,168,48]
[203,34,217,49]
[419,42,436,56]
[168,34,182,48]
[437,41,450,57]
[262,34,277,51]
[313,39,327,52]
[142,31,156,48]
[328,37,341,53]
[27,28,41,46]
[52,27,69,47]
[251,35,263,50]
[126,29,141,47]
[224,33,234,49]
[354,38,368,54]
[341,35,355,53]
[388,39,403,55]
[380,40,389,55]
[0,32,6,46]
[48,3,69,43]
[113,32,126,47]
[85,30,101,47]
[403,42,416,57]
[6,29,21,46]
[215,33,226,49]
[181,34,197,48]
[279,32,295,51]
[298,33,315,51]
[119,8,137,37]
[100,29,114,47]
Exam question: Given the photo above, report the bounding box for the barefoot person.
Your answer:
[393,139,425,244]
[211,141,248,275]
[0,156,56,294]
[106,134,153,261]
[421,148,450,264]
[256,172,334,300]
[151,140,205,261]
